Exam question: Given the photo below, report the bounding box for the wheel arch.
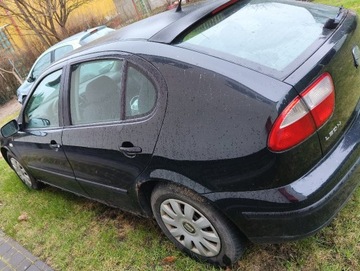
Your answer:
[136,169,247,238]
[136,169,212,217]
[1,147,11,166]
[148,180,248,266]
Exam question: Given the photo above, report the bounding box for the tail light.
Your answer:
[268,73,335,152]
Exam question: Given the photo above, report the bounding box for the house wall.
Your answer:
[147,0,168,10]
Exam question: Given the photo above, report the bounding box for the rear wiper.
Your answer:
[324,6,345,30]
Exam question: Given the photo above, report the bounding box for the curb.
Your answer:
[0,230,53,271]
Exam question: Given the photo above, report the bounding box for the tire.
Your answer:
[151,183,246,266]
[7,153,41,190]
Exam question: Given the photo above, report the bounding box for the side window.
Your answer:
[70,59,123,125]
[125,66,156,118]
[54,45,73,61]
[24,70,62,129]
[32,52,51,79]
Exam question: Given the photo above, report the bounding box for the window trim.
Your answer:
[122,61,158,121]
[63,53,161,128]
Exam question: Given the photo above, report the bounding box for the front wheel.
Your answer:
[151,183,246,266]
[7,154,41,190]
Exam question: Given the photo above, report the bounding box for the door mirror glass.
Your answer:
[1,119,19,138]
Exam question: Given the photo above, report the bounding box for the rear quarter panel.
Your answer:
[129,43,318,192]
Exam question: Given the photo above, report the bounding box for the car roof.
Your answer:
[42,25,111,54]
[97,0,234,44]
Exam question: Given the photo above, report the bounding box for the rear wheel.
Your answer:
[7,154,41,190]
[151,183,246,266]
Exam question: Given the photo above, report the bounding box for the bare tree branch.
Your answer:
[0,58,23,84]
[0,0,94,47]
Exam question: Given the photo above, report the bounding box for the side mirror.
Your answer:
[1,120,19,138]
[27,76,35,83]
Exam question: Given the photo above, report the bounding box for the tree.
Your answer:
[0,55,23,84]
[0,0,94,47]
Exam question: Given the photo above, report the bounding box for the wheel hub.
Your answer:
[182,221,196,234]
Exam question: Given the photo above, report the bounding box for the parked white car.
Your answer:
[16,25,114,103]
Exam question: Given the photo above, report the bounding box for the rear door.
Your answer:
[61,53,166,209]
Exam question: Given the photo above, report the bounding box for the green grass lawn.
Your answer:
[1,0,359,270]
[315,0,360,14]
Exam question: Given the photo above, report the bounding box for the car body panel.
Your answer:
[206,107,360,241]
[9,128,87,196]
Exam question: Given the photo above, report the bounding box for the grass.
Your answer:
[0,160,219,271]
[315,0,360,14]
[0,0,359,270]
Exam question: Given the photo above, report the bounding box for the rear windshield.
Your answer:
[177,0,339,73]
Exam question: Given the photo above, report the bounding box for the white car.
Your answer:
[16,25,114,103]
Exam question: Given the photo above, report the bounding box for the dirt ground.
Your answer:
[0,98,21,122]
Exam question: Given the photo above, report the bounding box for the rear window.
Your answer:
[178,0,339,72]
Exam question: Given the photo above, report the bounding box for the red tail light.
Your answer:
[268,73,335,152]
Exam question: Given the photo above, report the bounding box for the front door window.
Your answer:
[24,70,62,129]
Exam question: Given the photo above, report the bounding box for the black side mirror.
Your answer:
[27,76,35,83]
[1,120,19,138]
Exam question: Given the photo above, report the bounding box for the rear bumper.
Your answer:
[205,110,360,243]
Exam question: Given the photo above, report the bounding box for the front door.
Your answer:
[61,56,166,209]
[13,69,85,195]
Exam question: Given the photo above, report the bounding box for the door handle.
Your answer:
[119,146,142,154]
[119,142,142,158]
[50,140,61,150]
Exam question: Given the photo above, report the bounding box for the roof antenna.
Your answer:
[176,0,182,12]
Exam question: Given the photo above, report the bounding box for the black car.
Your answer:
[1,0,359,266]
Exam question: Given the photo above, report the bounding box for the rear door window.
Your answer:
[70,59,124,125]
[125,65,156,118]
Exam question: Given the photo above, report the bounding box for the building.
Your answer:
[0,24,14,53]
